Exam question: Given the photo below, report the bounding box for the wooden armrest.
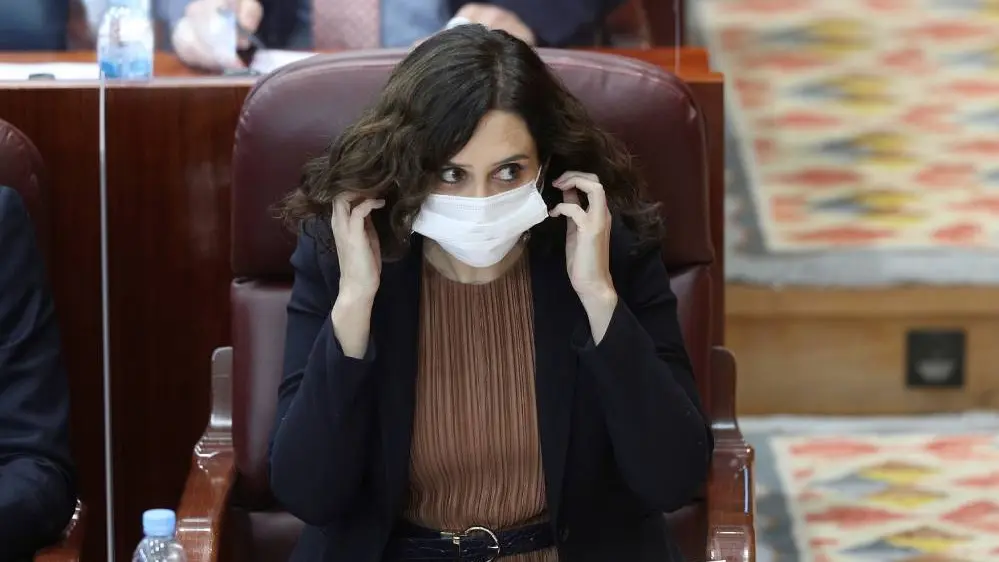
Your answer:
[175,347,237,562]
[706,346,756,562]
[33,500,86,562]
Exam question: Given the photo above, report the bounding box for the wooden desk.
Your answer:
[0,51,202,76]
[0,49,721,560]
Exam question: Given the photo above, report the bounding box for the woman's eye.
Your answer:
[495,164,522,182]
[439,167,465,184]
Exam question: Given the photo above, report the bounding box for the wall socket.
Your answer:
[905,329,966,388]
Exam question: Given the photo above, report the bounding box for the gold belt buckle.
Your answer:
[441,525,501,562]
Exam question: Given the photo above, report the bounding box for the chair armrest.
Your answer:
[175,348,237,562]
[706,346,756,562]
[33,500,86,562]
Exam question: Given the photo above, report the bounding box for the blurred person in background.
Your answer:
[0,0,70,50]
[0,186,76,561]
[167,0,626,70]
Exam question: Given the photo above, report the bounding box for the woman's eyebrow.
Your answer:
[491,154,529,166]
[446,154,529,168]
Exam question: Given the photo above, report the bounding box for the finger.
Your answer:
[364,214,377,236]
[237,0,263,32]
[333,192,363,226]
[335,191,366,206]
[562,187,580,206]
[331,195,351,235]
[553,174,606,208]
[554,171,599,185]
[364,215,379,250]
[549,202,587,226]
[348,199,386,233]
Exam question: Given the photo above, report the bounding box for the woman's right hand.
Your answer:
[332,193,385,304]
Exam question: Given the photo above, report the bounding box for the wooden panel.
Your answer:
[728,285,999,415]
[104,80,251,556]
[0,88,106,562]
[730,285,999,318]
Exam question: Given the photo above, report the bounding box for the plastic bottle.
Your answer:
[131,509,187,562]
[96,0,154,80]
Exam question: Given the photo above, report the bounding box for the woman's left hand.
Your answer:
[550,172,619,340]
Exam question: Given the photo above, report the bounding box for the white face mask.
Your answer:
[412,167,549,268]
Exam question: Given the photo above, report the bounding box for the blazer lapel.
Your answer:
[529,243,581,526]
[372,238,423,516]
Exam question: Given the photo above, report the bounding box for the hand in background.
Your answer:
[454,3,535,45]
[172,0,262,71]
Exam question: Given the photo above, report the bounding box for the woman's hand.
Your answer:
[330,193,384,358]
[550,172,618,342]
[332,193,384,303]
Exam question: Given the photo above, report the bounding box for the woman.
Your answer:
[270,24,712,562]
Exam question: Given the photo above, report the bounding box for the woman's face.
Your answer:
[433,110,540,197]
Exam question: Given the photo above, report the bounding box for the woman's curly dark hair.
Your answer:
[279,24,664,259]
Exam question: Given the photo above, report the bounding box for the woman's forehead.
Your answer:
[450,111,537,166]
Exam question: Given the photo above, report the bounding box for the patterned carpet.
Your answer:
[690,0,999,284]
[743,414,999,562]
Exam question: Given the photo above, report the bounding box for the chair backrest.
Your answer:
[229,49,713,508]
[0,118,48,251]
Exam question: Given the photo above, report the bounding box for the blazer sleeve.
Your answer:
[0,188,76,559]
[268,224,379,525]
[572,233,712,514]
[457,0,626,46]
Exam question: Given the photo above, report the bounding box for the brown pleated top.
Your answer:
[404,255,558,562]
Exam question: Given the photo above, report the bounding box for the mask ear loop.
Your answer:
[524,158,552,244]
[536,158,551,193]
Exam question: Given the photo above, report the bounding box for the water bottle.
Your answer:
[132,509,187,562]
[97,0,154,80]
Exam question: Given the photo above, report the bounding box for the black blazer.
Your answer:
[0,187,76,562]
[269,218,713,562]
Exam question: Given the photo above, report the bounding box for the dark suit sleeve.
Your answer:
[0,188,76,559]
[0,0,69,50]
[255,0,312,50]
[572,230,712,514]
[268,225,378,526]
[452,0,626,46]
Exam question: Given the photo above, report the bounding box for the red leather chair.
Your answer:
[0,118,87,562]
[0,118,48,245]
[175,49,754,562]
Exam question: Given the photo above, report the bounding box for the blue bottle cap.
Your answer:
[142,509,176,537]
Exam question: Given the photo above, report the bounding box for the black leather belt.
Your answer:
[384,519,555,561]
